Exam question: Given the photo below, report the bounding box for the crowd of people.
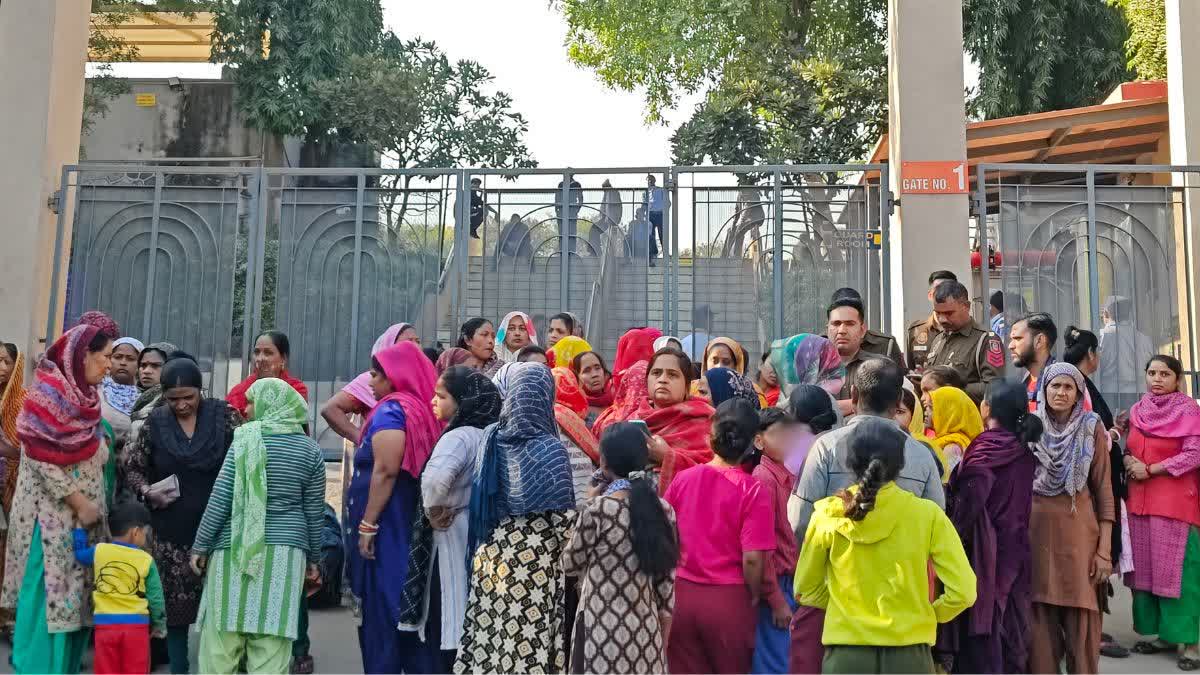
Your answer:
[0,267,1195,674]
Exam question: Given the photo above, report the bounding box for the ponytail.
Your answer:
[835,417,906,521]
[1018,412,1044,445]
[598,423,679,578]
[985,380,1042,444]
[840,457,888,521]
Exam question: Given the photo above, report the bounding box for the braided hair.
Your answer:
[837,417,906,520]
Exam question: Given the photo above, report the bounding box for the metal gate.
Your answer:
[975,163,1199,401]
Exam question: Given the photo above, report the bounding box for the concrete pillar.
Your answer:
[1166,0,1200,389]
[0,0,90,358]
[886,0,970,340]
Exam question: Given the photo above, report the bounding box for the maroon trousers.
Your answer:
[669,578,758,674]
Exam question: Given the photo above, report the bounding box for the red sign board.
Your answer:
[901,161,968,194]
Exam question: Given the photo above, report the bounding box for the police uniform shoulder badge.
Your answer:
[985,334,1005,369]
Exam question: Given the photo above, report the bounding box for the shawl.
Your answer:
[342,322,414,408]
[491,362,520,397]
[101,377,140,417]
[361,342,444,478]
[552,367,589,417]
[612,327,663,389]
[947,428,1035,637]
[584,379,614,410]
[226,369,308,418]
[703,336,747,374]
[468,363,575,554]
[76,310,120,339]
[17,325,103,466]
[436,347,474,375]
[495,311,538,364]
[653,336,681,351]
[228,378,307,578]
[148,398,232,473]
[1130,390,1200,439]
[1033,362,1099,497]
[1,350,25,447]
[769,334,846,398]
[705,367,761,409]
[757,383,780,409]
[549,336,592,369]
[444,368,503,434]
[591,360,715,492]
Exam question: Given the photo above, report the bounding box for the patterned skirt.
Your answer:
[454,511,574,674]
[197,545,305,640]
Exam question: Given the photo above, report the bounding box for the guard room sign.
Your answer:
[901,161,968,194]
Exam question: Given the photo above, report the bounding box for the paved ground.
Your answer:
[0,466,1186,673]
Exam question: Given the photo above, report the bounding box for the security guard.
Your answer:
[924,279,1005,402]
[906,270,959,374]
[828,288,904,368]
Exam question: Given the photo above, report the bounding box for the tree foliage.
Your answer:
[559,0,888,166]
[1111,0,1167,81]
[210,0,383,139]
[964,0,1131,118]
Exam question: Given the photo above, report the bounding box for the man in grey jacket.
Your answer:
[788,358,945,544]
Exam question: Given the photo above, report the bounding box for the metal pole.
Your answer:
[349,173,365,381]
[669,168,680,335]
[1086,169,1102,332]
[772,170,785,339]
[239,169,262,374]
[142,171,164,339]
[879,166,892,332]
[977,165,991,332]
[249,169,270,360]
[44,167,72,346]
[560,171,571,311]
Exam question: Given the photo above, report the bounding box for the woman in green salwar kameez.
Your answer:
[2,324,115,674]
[189,378,326,675]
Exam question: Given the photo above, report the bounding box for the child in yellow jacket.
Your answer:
[794,417,977,674]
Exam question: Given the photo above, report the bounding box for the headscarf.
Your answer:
[442,368,502,434]
[491,361,521,398]
[705,367,761,409]
[769,334,845,398]
[1033,362,1099,497]
[553,367,599,462]
[113,337,144,353]
[100,336,144,416]
[226,369,308,418]
[361,342,444,478]
[549,336,592,370]
[611,327,663,389]
[436,347,475,375]
[653,336,681,352]
[17,325,103,466]
[702,337,747,374]
[591,360,715,493]
[342,322,414,408]
[495,312,538,364]
[76,310,120,340]
[1,349,26,448]
[142,341,178,361]
[929,387,984,473]
[228,377,308,578]
[148,357,229,472]
[468,363,575,553]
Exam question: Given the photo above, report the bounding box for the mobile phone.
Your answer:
[629,419,651,437]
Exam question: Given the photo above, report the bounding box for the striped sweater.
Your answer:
[192,434,326,563]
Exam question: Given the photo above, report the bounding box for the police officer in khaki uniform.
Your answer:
[906,270,959,374]
[924,279,1005,402]
[829,288,905,368]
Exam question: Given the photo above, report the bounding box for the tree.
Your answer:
[964,0,1131,118]
[1112,0,1167,80]
[209,0,383,140]
[311,35,536,240]
[559,0,888,167]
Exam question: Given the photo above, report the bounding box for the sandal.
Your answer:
[1101,642,1131,659]
[1134,640,1173,655]
[1178,656,1200,672]
[290,655,314,675]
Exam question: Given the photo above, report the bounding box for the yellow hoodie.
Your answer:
[794,482,976,647]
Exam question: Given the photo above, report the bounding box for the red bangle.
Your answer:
[358,521,379,534]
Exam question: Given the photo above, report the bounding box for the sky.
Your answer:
[95,1,978,170]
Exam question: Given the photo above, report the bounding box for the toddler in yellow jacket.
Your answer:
[73,502,166,675]
[794,417,977,674]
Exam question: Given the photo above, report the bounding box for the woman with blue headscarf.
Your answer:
[455,363,576,674]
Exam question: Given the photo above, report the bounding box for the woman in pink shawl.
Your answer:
[345,341,445,673]
[321,323,419,443]
[1122,354,1200,669]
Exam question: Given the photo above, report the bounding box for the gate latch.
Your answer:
[47,190,62,215]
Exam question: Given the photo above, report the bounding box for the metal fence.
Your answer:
[51,162,891,449]
[975,163,1200,401]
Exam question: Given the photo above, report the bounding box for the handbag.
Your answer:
[145,474,181,508]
